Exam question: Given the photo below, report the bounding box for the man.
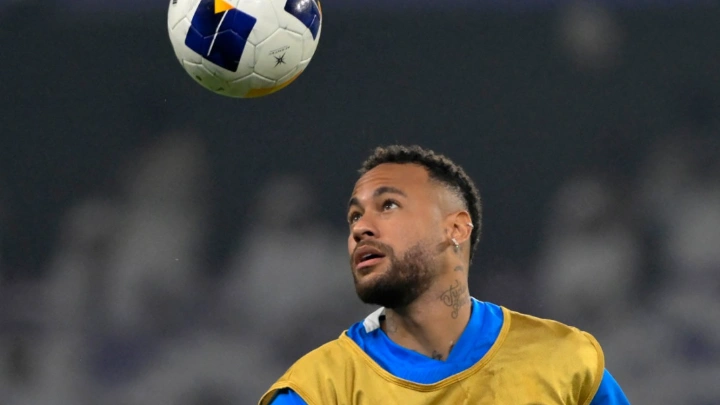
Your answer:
[259,145,630,405]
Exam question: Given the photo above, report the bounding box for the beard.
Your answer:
[351,240,439,309]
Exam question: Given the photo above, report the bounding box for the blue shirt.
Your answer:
[269,299,630,404]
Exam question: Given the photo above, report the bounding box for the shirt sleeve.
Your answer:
[589,369,631,405]
[268,388,309,405]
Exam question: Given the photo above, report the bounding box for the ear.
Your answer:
[447,210,473,246]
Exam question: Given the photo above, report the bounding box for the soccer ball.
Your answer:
[168,0,322,98]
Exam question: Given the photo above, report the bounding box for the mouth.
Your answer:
[353,245,387,271]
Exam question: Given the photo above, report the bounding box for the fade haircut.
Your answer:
[359,145,482,262]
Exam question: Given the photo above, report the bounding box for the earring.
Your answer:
[451,238,460,251]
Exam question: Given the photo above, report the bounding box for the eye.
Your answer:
[382,200,399,211]
[348,212,361,224]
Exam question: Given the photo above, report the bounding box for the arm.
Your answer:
[588,369,631,405]
[268,389,309,405]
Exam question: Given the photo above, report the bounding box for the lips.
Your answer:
[353,244,387,270]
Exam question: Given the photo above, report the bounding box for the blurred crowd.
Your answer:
[532,132,720,404]
[0,132,371,405]
[0,125,718,405]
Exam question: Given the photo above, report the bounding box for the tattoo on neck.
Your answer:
[431,350,443,360]
[440,280,469,319]
[453,265,463,272]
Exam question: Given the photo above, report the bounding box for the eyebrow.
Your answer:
[348,186,407,209]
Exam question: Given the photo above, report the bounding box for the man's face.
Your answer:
[347,163,446,308]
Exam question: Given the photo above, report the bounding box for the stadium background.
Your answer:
[1,0,719,403]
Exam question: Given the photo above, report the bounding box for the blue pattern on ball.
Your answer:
[284,0,321,39]
[184,0,257,72]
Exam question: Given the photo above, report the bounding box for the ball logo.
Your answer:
[184,0,257,72]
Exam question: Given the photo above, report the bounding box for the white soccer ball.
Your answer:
[168,0,322,98]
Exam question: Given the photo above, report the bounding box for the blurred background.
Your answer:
[1,0,719,403]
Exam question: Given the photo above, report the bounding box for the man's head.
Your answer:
[347,145,482,308]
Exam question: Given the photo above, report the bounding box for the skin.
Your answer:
[347,163,474,361]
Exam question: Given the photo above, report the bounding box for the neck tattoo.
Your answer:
[440,280,469,319]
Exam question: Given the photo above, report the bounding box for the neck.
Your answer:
[381,272,472,361]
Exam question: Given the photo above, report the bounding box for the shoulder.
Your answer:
[502,308,605,404]
[289,336,352,370]
[259,336,355,405]
[281,323,372,381]
[287,307,382,374]
[505,308,603,356]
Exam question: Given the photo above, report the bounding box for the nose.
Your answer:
[351,215,377,243]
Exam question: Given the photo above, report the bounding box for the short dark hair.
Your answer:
[359,145,482,262]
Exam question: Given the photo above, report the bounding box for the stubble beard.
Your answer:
[352,242,438,309]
